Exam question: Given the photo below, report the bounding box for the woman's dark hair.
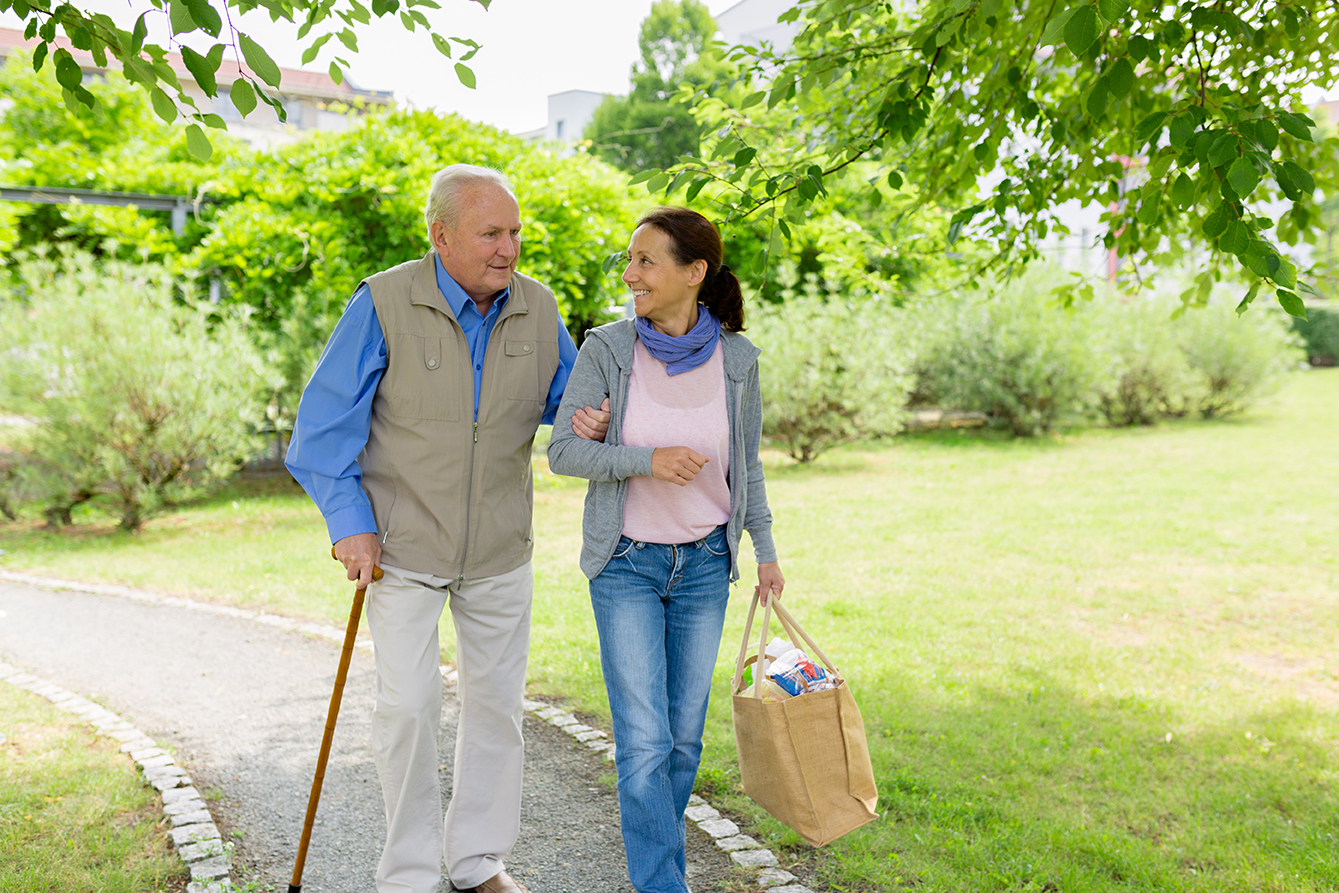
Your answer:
[636,207,745,332]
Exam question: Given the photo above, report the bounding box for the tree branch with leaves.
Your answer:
[1,0,486,160]
[647,0,1338,317]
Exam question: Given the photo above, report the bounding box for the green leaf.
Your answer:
[229,77,256,116]
[54,49,82,91]
[1220,218,1250,256]
[1235,281,1260,315]
[1064,5,1100,56]
[169,0,194,34]
[1096,0,1127,24]
[1169,115,1194,148]
[337,28,358,52]
[1207,132,1238,168]
[180,46,217,95]
[1171,173,1196,209]
[646,172,671,194]
[184,0,222,37]
[1107,57,1134,99]
[239,32,282,88]
[1277,112,1313,141]
[1039,8,1077,47]
[329,61,343,85]
[1201,204,1228,239]
[303,33,333,64]
[685,177,708,203]
[1273,256,1297,290]
[185,123,213,160]
[1136,195,1159,225]
[1276,289,1306,319]
[628,169,657,186]
[131,11,148,53]
[935,16,962,47]
[1134,111,1166,144]
[1280,161,1314,198]
[887,170,903,189]
[454,63,475,89]
[1254,118,1278,151]
[431,32,452,57]
[202,112,226,129]
[1085,76,1108,119]
[733,147,757,166]
[1227,156,1259,198]
[741,91,766,109]
[150,85,177,122]
[31,42,47,72]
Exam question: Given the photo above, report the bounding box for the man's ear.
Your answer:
[430,220,451,256]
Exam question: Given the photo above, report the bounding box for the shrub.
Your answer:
[750,290,914,462]
[1290,307,1339,366]
[1093,296,1200,426]
[921,269,1107,436]
[1175,302,1302,419]
[0,251,269,530]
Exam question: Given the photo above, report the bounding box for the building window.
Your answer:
[555,119,565,139]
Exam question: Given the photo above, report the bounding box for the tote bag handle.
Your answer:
[732,590,844,698]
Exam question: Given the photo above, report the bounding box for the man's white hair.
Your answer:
[424,164,516,236]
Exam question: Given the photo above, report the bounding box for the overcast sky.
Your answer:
[3,0,742,134]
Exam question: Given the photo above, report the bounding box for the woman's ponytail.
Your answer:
[701,262,745,332]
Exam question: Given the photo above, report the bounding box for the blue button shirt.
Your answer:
[286,255,578,544]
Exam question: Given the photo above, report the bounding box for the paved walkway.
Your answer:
[0,575,811,893]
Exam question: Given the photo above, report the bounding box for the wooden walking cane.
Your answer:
[288,548,383,893]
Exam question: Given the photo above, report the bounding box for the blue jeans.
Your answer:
[589,526,732,893]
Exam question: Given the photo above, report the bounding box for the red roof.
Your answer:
[0,26,390,102]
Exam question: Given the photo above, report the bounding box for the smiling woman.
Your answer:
[547,207,784,893]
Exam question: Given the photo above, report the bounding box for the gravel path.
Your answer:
[0,578,756,892]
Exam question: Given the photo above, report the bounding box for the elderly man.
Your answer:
[287,164,604,893]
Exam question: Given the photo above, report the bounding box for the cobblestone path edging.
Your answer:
[0,660,233,893]
[0,570,814,893]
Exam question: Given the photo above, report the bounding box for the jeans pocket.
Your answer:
[611,536,636,560]
[701,527,730,557]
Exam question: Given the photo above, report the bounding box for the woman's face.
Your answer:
[622,224,706,329]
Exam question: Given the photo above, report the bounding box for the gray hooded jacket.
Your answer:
[547,318,777,581]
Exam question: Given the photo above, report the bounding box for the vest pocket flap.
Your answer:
[504,340,536,357]
[423,338,441,370]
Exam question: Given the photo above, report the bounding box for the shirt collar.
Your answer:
[433,252,510,321]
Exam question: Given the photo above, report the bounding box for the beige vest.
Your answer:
[359,251,561,579]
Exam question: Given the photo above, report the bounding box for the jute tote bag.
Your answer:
[730,592,879,846]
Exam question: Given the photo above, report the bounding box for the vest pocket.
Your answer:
[504,339,541,402]
[385,334,460,421]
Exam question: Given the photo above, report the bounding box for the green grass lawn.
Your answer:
[1,369,1336,892]
[0,684,187,892]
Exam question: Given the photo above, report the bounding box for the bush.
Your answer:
[1175,302,1302,419]
[750,289,914,462]
[0,252,269,529]
[1290,307,1339,366]
[1093,296,1200,426]
[920,269,1107,436]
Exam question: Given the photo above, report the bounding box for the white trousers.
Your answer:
[365,561,532,893]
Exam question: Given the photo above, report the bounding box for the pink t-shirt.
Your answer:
[621,339,731,544]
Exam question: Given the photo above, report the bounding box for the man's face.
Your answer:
[430,184,522,305]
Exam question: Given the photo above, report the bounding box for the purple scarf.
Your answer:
[635,305,721,375]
